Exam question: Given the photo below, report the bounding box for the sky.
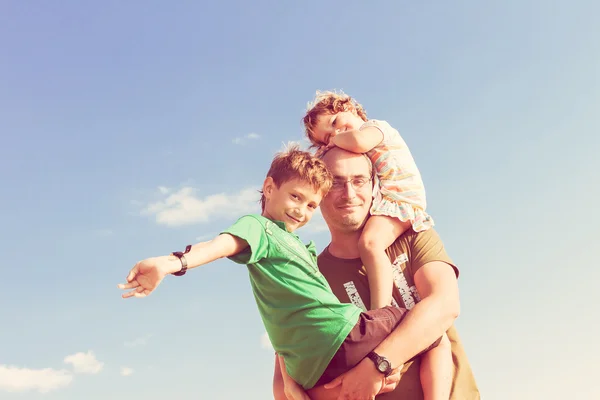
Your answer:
[0,1,598,399]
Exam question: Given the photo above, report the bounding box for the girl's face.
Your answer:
[312,111,365,146]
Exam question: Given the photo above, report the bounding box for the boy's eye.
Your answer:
[291,194,299,200]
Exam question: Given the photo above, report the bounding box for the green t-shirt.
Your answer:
[222,214,362,389]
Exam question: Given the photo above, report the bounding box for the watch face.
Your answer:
[378,359,391,372]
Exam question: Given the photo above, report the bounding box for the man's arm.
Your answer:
[273,354,340,400]
[374,260,460,366]
[323,261,459,398]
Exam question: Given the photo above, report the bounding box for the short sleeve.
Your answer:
[410,229,459,278]
[359,119,401,144]
[221,215,269,265]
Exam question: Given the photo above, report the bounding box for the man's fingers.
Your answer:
[323,375,342,389]
[379,381,398,394]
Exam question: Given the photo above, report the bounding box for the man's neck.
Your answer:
[328,231,362,259]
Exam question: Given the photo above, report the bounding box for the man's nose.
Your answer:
[340,182,357,199]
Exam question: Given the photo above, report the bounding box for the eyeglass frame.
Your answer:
[329,176,373,192]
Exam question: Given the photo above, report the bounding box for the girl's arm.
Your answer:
[331,126,383,154]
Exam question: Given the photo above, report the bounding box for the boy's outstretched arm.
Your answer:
[331,126,383,154]
[117,234,248,298]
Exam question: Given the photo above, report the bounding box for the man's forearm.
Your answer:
[374,292,459,368]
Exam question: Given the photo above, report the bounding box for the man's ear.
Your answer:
[262,177,275,200]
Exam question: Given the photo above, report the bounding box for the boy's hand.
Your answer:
[118,256,178,298]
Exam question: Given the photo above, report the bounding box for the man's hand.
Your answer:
[323,358,385,400]
[379,365,403,394]
[284,383,311,400]
[117,256,177,298]
[278,354,311,400]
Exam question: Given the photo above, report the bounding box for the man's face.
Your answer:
[319,148,373,233]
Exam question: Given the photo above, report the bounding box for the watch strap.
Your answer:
[172,245,192,276]
[366,351,393,377]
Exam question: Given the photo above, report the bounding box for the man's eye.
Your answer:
[354,179,366,186]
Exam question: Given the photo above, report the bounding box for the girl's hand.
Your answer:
[117,256,178,298]
[315,143,335,158]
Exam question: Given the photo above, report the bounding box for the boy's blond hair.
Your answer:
[303,90,368,148]
[260,144,333,211]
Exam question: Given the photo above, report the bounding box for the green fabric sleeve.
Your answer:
[221,215,269,265]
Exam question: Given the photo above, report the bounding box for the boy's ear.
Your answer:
[262,177,275,199]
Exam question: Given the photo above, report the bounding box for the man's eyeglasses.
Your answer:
[330,177,372,191]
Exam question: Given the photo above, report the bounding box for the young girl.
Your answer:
[304,90,434,310]
[303,90,451,400]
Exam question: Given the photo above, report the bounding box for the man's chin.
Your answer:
[340,215,366,229]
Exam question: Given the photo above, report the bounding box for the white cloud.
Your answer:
[232,133,261,145]
[142,187,260,227]
[124,334,152,348]
[120,367,134,377]
[0,365,73,394]
[63,351,103,375]
[260,332,273,351]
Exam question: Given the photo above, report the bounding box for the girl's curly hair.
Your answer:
[302,90,368,148]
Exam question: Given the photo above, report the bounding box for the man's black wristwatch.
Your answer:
[366,351,393,377]
[171,245,192,276]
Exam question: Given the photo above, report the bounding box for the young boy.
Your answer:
[118,145,438,397]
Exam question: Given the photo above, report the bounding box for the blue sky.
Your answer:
[1,1,598,399]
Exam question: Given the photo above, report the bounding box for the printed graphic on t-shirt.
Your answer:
[391,253,420,309]
[343,253,419,311]
[343,281,367,311]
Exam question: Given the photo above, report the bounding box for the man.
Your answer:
[273,147,479,399]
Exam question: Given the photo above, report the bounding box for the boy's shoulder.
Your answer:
[229,214,293,241]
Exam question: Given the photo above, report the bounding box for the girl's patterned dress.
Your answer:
[362,119,434,232]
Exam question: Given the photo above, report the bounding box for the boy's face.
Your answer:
[312,111,364,146]
[261,178,323,232]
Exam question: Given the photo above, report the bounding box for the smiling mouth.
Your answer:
[286,214,302,223]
